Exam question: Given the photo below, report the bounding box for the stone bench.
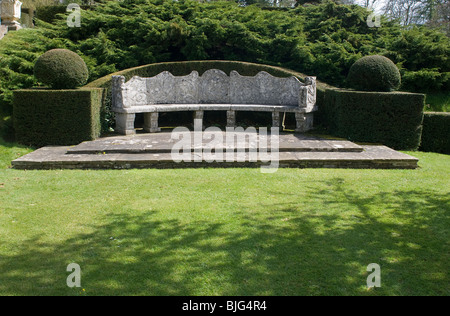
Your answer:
[111,69,317,135]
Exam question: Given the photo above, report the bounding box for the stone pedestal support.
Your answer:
[116,113,136,135]
[144,112,161,133]
[194,110,204,130]
[0,0,23,31]
[272,112,281,130]
[227,110,236,128]
[295,112,314,133]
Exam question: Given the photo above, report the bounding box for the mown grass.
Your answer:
[0,139,448,296]
[0,138,33,169]
[425,92,450,112]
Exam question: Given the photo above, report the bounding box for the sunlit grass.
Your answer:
[425,92,450,112]
[0,140,448,296]
[0,138,33,169]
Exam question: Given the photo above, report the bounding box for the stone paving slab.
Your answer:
[12,144,418,170]
[67,132,364,154]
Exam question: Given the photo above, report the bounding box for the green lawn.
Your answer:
[425,92,450,112]
[0,139,448,296]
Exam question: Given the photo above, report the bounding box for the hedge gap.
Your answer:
[420,112,450,154]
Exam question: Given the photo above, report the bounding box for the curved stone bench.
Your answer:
[112,69,317,135]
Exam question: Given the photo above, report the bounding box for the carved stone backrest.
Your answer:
[199,69,230,103]
[112,69,316,109]
[145,71,200,104]
[230,71,301,106]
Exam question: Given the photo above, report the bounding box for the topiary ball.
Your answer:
[34,49,89,89]
[347,55,401,92]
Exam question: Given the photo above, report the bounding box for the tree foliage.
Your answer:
[1,0,449,122]
[383,0,450,31]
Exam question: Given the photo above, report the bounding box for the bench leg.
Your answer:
[295,112,314,132]
[295,112,306,133]
[227,110,236,128]
[144,112,161,133]
[116,113,136,135]
[272,112,281,130]
[194,110,204,131]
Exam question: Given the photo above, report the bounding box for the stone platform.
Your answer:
[12,132,419,170]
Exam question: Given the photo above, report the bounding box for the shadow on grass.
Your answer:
[0,137,31,149]
[0,178,448,296]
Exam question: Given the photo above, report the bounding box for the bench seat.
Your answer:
[113,104,314,114]
[111,69,317,135]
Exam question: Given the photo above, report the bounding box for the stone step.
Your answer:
[12,133,418,170]
[12,145,418,170]
[67,132,364,154]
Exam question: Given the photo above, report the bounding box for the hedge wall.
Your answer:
[420,112,450,154]
[322,89,425,150]
[13,88,103,147]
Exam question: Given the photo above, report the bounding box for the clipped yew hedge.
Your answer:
[13,88,103,147]
[322,89,425,150]
[34,49,89,89]
[347,55,401,92]
[420,112,450,154]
